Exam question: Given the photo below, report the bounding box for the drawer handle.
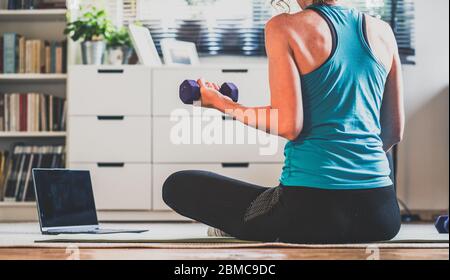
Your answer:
[222,115,235,121]
[97,69,124,74]
[222,163,250,168]
[97,116,125,121]
[97,163,125,168]
[222,69,248,73]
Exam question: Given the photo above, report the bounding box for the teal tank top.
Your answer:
[280,4,393,189]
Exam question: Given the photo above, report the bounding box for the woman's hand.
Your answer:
[197,78,231,109]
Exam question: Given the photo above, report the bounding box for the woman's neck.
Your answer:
[307,0,339,7]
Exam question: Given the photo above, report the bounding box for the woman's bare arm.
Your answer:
[380,32,405,152]
[197,15,304,141]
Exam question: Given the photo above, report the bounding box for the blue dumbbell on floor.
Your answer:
[435,215,449,234]
[179,80,239,105]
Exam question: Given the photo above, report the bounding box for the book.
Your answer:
[1,144,66,202]
[14,94,19,131]
[23,0,35,9]
[35,93,40,131]
[60,99,67,131]
[18,36,26,74]
[39,94,47,131]
[0,0,8,9]
[23,149,38,201]
[48,95,53,131]
[0,150,10,201]
[1,35,66,74]
[9,93,17,131]
[55,42,62,73]
[0,95,4,131]
[4,0,38,10]
[19,93,27,131]
[26,92,31,131]
[32,40,38,73]
[4,94,9,131]
[36,0,66,9]
[50,41,56,73]
[3,33,19,73]
[25,40,31,73]
[0,37,3,74]
[44,43,51,73]
[0,93,66,132]
[4,146,21,201]
[62,40,67,73]
[7,0,17,10]
[38,40,44,73]
[15,146,31,201]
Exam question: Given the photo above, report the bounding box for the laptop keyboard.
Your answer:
[47,228,148,235]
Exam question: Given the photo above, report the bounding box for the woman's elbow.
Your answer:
[392,124,405,144]
[279,124,303,141]
[393,133,404,145]
[383,128,404,146]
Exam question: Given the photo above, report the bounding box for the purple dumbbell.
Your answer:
[179,80,239,105]
[435,215,449,234]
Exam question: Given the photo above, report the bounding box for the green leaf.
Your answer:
[65,6,112,42]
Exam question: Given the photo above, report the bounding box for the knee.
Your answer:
[162,171,190,208]
[384,214,402,241]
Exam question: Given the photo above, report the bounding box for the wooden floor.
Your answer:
[1,247,448,260]
[0,223,448,260]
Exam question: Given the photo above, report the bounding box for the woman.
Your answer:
[163,0,404,244]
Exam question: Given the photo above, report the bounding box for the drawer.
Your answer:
[153,116,286,163]
[69,163,152,210]
[68,116,151,163]
[153,163,283,210]
[152,67,270,116]
[69,66,151,116]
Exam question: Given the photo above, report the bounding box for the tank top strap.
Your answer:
[305,4,366,57]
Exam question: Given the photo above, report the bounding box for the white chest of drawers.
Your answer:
[68,64,286,220]
[68,66,153,211]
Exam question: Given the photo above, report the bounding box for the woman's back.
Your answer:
[276,4,398,189]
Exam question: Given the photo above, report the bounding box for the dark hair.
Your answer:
[271,0,335,10]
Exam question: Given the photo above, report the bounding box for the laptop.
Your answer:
[32,169,148,235]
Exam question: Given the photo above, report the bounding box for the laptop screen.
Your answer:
[33,169,98,229]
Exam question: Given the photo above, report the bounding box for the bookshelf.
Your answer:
[0,201,35,207]
[0,9,67,21]
[0,73,67,82]
[0,131,66,138]
[0,7,68,216]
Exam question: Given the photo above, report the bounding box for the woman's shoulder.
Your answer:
[363,13,398,70]
[265,10,324,34]
[265,13,289,33]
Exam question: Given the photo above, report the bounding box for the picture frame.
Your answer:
[160,39,200,66]
[128,24,162,66]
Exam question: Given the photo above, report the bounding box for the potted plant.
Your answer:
[64,7,111,65]
[105,26,133,65]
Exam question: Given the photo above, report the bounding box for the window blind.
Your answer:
[130,0,272,55]
[81,0,415,64]
[392,0,415,64]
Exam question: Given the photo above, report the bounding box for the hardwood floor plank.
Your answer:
[0,248,448,260]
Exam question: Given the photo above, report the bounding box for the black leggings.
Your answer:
[162,171,401,244]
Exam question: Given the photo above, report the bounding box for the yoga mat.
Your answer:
[34,225,449,246]
[35,233,252,244]
[23,242,450,250]
[1,223,447,249]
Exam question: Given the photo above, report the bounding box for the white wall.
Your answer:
[397,0,449,210]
